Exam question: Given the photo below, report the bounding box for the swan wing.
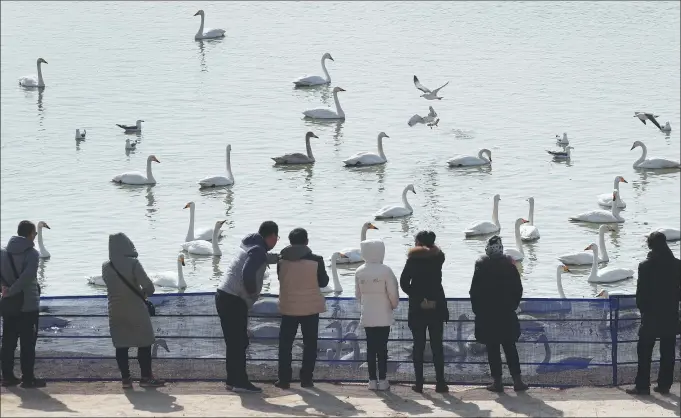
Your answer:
[112,171,149,185]
[303,108,339,119]
[504,248,523,261]
[152,273,179,288]
[375,205,411,218]
[569,210,617,223]
[447,155,485,166]
[597,193,626,208]
[181,240,213,255]
[464,221,499,236]
[408,114,424,127]
[557,251,593,265]
[343,153,384,166]
[19,75,39,86]
[86,275,106,286]
[336,248,362,263]
[519,224,540,241]
[597,267,634,282]
[272,153,311,164]
[195,227,218,242]
[198,175,233,187]
[638,158,681,169]
[649,228,681,241]
[293,75,327,86]
[202,28,225,38]
[413,75,431,93]
[431,81,449,94]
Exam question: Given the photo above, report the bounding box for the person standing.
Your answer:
[274,228,328,389]
[469,235,528,392]
[0,221,44,388]
[400,231,449,394]
[216,221,280,393]
[626,231,680,396]
[355,239,399,391]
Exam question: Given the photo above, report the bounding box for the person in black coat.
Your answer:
[626,231,681,396]
[400,231,449,394]
[469,235,528,392]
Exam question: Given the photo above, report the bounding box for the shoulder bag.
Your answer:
[0,254,25,316]
[109,262,156,317]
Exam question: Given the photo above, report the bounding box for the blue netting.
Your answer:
[2,293,679,386]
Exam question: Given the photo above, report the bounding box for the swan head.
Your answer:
[37,221,51,230]
[630,140,643,151]
[598,224,616,234]
[215,220,227,230]
[596,289,608,298]
[37,58,48,65]
[153,338,169,352]
[406,183,416,194]
[183,201,195,210]
[322,52,334,61]
[378,132,389,140]
[331,252,348,262]
[148,155,160,163]
[616,176,628,184]
[526,197,534,204]
[305,131,318,139]
[364,222,378,230]
[332,87,345,93]
[516,218,529,227]
[493,194,501,202]
[227,144,231,152]
[584,243,597,251]
[480,148,492,161]
[178,253,185,266]
[194,10,205,16]
[558,264,570,274]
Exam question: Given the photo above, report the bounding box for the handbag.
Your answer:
[109,262,156,317]
[420,298,437,310]
[0,254,25,316]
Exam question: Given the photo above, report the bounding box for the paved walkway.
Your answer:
[1,382,679,417]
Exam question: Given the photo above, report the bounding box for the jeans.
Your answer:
[215,290,250,386]
[485,341,522,378]
[278,314,319,383]
[365,326,390,381]
[634,335,677,390]
[115,346,152,380]
[1,311,39,380]
[410,316,445,384]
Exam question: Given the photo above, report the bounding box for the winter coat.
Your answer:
[277,244,328,316]
[399,246,448,326]
[0,236,41,313]
[355,240,400,327]
[636,250,681,338]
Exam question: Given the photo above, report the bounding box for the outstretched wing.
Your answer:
[413,75,431,93]
[428,106,437,118]
[408,114,424,127]
[644,113,662,130]
[431,81,449,95]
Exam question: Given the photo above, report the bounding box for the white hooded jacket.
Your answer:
[355,239,400,327]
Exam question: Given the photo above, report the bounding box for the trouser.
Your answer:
[410,317,445,384]
[215,290,250,386]
[115,346,152,380]
[365,326,390,381]
[634,334,677,390]
[277,314,319,383]
[1,311,39,380]
[485,341,522,378]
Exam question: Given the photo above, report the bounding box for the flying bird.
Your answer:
[408,106,439,128]
[413,75,449,100]
[633,112,662,130]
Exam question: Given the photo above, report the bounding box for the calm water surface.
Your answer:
[1,1,679,298]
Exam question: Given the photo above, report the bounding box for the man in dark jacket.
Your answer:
[0,220,45,388]
[626,231,681,396]
[469,235,528,393]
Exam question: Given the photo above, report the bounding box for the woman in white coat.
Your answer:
[354,239,400,391]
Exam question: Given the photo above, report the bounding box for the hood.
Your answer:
[280,244,311,261]
[108,232,138,260]
[6,236,35,254]
[407,245,442,259]
[241,233,267,251]
[360,239,385,263]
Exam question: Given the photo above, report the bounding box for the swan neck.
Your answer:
[543,340,551,363]
[613,178,620,192]
[37,61,44,86]
[599,229,609,261]
[321,57,331,82]
[492,199,500,227]
[515,222,524,254]
[212,228,221,254]
[197,14,205,36]
[377,136,386,160]
[225,147,234,180]
[590,246,599,277]
[402,187,413,212]
[611,200,622,219]
[528,200,535,225]
[360,224,369,241]
[37,226,47,254]
[146,158,155,183]
[556,271,566,299]
[186,206,195,242]
[331,258,341,291]
[333,91,345,118]
[634,144,647,167]
[177,260,186,288]
[305,136,314,160]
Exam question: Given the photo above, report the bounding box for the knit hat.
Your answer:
[485,235,504,257]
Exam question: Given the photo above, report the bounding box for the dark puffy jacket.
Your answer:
[0,236,41,313]
[400,246,449,326]
[636,250,681,337]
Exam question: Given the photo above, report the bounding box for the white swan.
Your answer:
[37,221,51,258]
[647,227,681,241]
[343,132,389,167]
[413,75,449,100]
[597,176,627,208]
[504,218,528,262]
[272,132,318,164]
[631,140,680,169]
[293,53,334,86]
[584,243,634,283]
[556,133,569,145]
[596,289,638,311]
[19,58,48,87]
[320,252,346,294]
[447,149,492,167]
[111,154,159,185]
[464,194,501,237]
[198,144,235,187]
[558,225,614,265]
[520,197,540,242]
[151,253,187,290]
[303,87,346,120]
[555,265,570,299]
[193,10,225,40]
[336,222,378,264]
[660,121,672,133]
[116,120,144,133]
[374,184,416,219]
[184,201,223,242]
[181,220,225,256]
[125,138,137,151]
[569,191,624,223]
[75,129,86,140]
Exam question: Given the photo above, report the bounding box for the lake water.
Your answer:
[1,1,679,299]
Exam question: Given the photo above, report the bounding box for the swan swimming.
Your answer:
[36,221,51,258]
[293,52,334,86]
[407,106,439,128]
[19,58,48,88]
[519,197,540,242]
[646,227,681,242]
[335,222,378,264]
[343,132,389,167]
[584,243,634,283]
[303,86,345,120]
[556,133,569,145]
[597,176,627,208]
[75,129,86,140]
[111,154,159,185]
[630,140,680,169]
[320,253,347,294]
[504,218,528,262]
[536,334,592,374]
[547,146,574,160]
[557,225,614,265]
[447,149,492,167]
[374,184,416,219]
[272,132,318,164]
[464,194,501,237]
[198,144,235,187]
[413,75,449,100]
[184,201,223,242]
[193,10,225,40]
[569,191,624,223]
[151,253,187,290]
[116,120,144,133]
[181,220,225,256]
[633,112,663,130]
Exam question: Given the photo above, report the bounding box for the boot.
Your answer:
[412,359,424,393]
[486,377,503,393]
[512,375,528,392]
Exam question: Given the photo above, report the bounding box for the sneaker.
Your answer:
[435,383,449,393]
[513,381,529,392]
[368,380,378,390]
[232,382,262,393]
[411,384,423,393]
[122,378,133,389]
[139,378,166,388]
[377,380,390,391]
[653,386,670,395]
[625,387,650,396]
[300,380,314,388]
[20,378,47,389]
[274,380,290,390]
[1,376,21,387]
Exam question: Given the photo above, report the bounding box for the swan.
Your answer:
[631,140,680,169]
[597,176,627,208]
[557,225,614,265]
[519,197,540,242]
[181,220,225,256]
[198,144,235,187]
[407,106,439,128]
[75,129,86,140]
[556,133,569,145]
[151,253,187,290]
[447,149,492,167]
[272,132,318,164]
[464,194,501,237]
[151,339,170,358]
[293,53,334,86]
[335,222,378,264]
[125,138,137,151]
[633,112,663,130]
[116,120,144,133]
[320,252,347,294]
[251,299,280,317]
[584,243,634,283]
[247,321,281,344]
[518,266,573,314]
[547,146,574,160]
[19,58,48,87]
[112,155,159,185]
[343,132,389,167]
[193,10,225,40]
[660,121,672,133]
[535,334,592,374]
[183,201,223,242]
[569,191,624,223]
[36,221,51,258]
[596,289,637,310]
[413,75,449,100]
[646,227,681,242]
[303,86,346,120]
[374,184,416,219]
[504,218,528,261]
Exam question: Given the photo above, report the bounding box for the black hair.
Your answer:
[17,220,36,238]
[258,221,279,238]
[288,228,308,245]
[415,230,436,247]
[647,231,672,256]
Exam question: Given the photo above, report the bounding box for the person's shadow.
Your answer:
[290,386,361,416]
[617,388,680,416]
[376,390,433,415]
[123,388,183,414]
[6,387,77,413]
[238,391,322,417]
[495,391,564,417]
[422,391,492,417]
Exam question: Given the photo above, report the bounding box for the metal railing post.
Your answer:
[610,297,619,386]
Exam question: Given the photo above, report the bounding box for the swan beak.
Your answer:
[152,157,160,163]
[338,88,346,92]
[219,220,227,226]
[584,245,592,251]
[194,11,200,16]
[368,224,378,230]
[630,144,635,150]
[339,253,348,258]
[612,193,616,200]
[43,223,51,229]
[180,257,185,266]
[522,219,528,223]
[312,134,319,138]
[621,178,628,183]
[562,266,570,272]
[183,203,191,209]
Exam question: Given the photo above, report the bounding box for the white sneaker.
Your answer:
[368,380,378,390]
[377,380,390,391]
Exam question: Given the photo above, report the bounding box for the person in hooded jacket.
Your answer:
[400,230,449,394]
[469,235,528,393]
[354,239,399,391]
[626,231,681,396]
[101,232,165,389]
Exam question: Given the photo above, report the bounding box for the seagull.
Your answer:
[660,121,672,133]
[547,146,574,160]
[633,112,662,130]
[555,133,569,146]
[125,138,137,150]
[117,119,144,133]
[413,75,449,100]
[408,106,439,128]
[75,129,86,140]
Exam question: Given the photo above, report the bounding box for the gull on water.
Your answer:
[117,119,144,133]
